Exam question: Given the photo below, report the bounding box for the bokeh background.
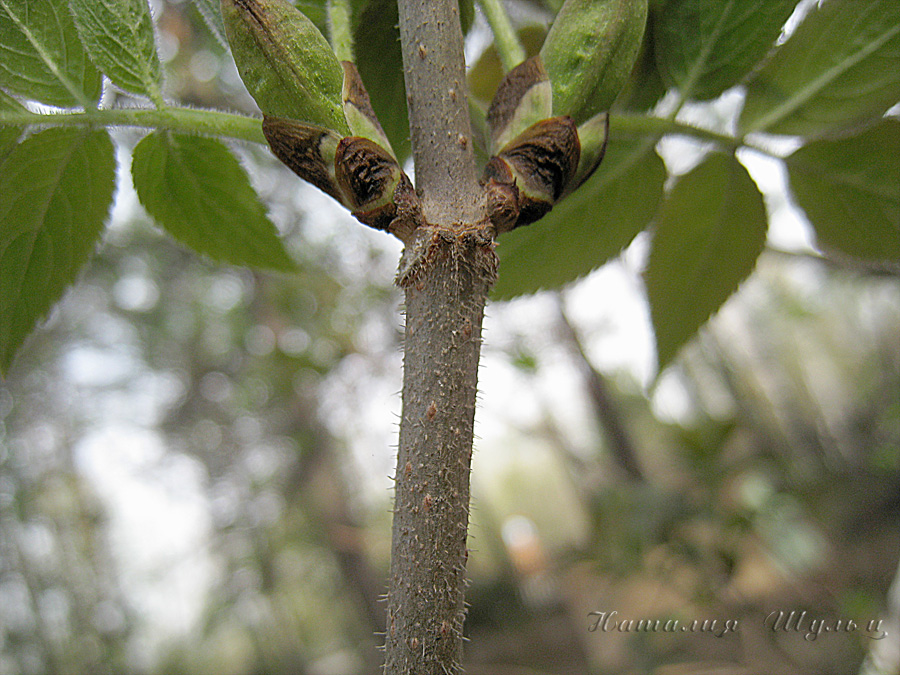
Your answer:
[1,1,898,674]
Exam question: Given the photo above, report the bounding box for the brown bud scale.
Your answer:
[262,115,342,201]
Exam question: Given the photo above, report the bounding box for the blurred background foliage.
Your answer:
[1,1,899,674]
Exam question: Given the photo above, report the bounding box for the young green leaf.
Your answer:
[654,0,796,102]
[612,8,665,112]
[0,0,102,107]
[645,152,767,372]
[0,128,116,374]
[493,134,665,299]
[740,0,900,136]
[786,120,900,265]
[541,0,648,124]
[486,56,552,154]
[221,0,349,134]
[131,131,296,271]
[70,0,163,101]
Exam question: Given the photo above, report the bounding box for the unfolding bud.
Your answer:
[566,111,609,196]
[335,136,418,235]
[262,116,419,240]
[486,56,552,154]
[482,157,521,233]
[341,61,395,158]
[221,0,349,134]
[481,116,580,232]
[540,0,648,124]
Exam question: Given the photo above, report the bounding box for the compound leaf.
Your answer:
[740,0,900,136]
[655,0,796,101]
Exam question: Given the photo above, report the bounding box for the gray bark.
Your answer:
[396,0,480,226]
[383,1,497,672]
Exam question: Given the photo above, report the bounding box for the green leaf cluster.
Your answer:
[480,0,900,372]
[0,0,295,374]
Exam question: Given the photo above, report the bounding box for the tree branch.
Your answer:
[386,233,496,674]
[555,297,645,482]
[385,2,498,673]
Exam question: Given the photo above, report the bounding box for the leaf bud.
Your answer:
[262,116,419,241]
[334,136,418,237]
[482,116,580,232]
[262,116,343,200]
[540,0,648,123]
[221,0,350,134]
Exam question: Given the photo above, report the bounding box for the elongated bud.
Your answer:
[486,56,552,154]
[341,61,395,157]
[263,116,419,240]
[482,116,580,232]
[221,0,349,134]
[541,0,648,123]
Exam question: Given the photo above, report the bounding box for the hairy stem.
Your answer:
[478,0,526,71]
[384,1,497,673]
[0,107,266,144]
[386,232,497,674]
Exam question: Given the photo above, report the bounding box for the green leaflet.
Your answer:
[131,131,296,272]
[70,0,163,100]
[644,152,767,372]
[787,120,900,265]
[740,0,900,136]
[654,0,796,102]
[0,0,102,107]
[0,128,116,374]
[493,133,665,299]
